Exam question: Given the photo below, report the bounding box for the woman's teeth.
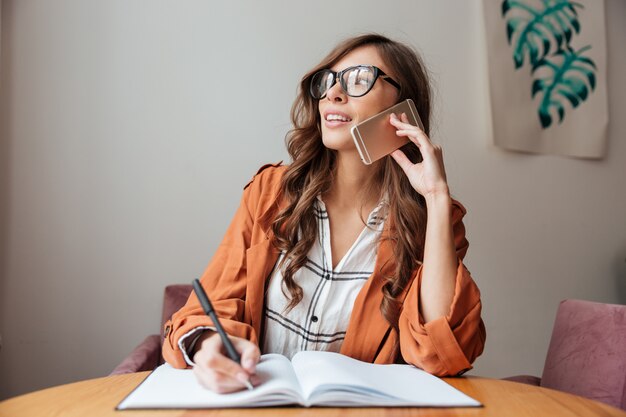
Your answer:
[326,114,352,122]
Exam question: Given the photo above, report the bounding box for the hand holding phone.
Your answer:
[350,99,423,165]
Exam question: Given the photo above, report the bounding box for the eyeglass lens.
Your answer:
[311,66,377,99]
[345,67,375,97]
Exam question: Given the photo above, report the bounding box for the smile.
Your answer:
[325,114,352,122]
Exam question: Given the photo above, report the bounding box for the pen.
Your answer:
[192,279,254,391]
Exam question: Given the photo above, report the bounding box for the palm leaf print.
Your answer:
[501,0,597,130]
[502,0,583,69]
[531,45,596,127]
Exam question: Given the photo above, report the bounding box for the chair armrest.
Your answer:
[110,334,161,375]
[502,375,542,386]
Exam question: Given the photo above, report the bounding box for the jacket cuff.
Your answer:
[423,316,472,375]
[178,327,215,366]
[163,314,256,369]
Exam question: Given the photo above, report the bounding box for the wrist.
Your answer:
[191,330,216,360]
[424,188,451,207]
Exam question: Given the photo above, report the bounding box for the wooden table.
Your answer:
[1,372,624,417]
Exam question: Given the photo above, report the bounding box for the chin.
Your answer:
[321,133,354,151]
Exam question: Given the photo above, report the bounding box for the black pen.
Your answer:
[192,279,254,390]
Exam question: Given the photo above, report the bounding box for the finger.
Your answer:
[391,149,415,174]
[212,368,252,392]
[390,113,432,147]
[389,113,423,132]
[193,365,219,391]
[389,115,433,151]
[194,366,248,394]
[199,335,250,380]
[389,113,411,129]
[249,374,263,386]
[194,351,252,392]
[394,128,436,154]
[234,339,261,373]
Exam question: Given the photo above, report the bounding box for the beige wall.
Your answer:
[1,0,625,399]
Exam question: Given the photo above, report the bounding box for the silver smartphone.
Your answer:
[350,99,424,165]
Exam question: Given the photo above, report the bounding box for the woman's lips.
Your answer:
[323,111,353,128]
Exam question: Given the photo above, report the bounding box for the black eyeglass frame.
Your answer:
[309,65,402,99]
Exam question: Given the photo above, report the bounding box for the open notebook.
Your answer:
[117,351,481,409]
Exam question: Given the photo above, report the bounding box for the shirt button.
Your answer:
[325,274,330,280]
[311,316,319,323]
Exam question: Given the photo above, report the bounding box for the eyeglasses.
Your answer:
[309,65,401,99]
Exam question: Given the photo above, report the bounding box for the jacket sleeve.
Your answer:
[397,200,486,376]
[162,182,257,369]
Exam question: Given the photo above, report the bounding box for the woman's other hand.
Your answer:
[192,331,261,393]
[389,113,450,199]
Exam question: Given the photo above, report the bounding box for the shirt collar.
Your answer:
[316,195,388,227]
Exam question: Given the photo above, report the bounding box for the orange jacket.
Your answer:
[163,163,485,376]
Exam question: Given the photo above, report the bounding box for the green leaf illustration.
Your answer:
[531,45,596,128]
[502,0,584,69]
[501,0,597,129]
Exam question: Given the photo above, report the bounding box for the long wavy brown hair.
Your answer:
[271,34,431,329]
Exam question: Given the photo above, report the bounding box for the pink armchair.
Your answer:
[503,299,626,410]
[110,284,192,375]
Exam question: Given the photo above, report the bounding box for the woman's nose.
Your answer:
[325,80,346,102]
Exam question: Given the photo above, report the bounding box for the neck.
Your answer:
[324,150,380,209]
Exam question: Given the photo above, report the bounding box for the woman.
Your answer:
[163,34,486,393]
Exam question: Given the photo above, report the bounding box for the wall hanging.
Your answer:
[482,0,608,158]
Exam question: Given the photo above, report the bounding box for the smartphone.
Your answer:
[350,98,424,165]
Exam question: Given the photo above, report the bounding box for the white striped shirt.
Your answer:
[262,196,387,359]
